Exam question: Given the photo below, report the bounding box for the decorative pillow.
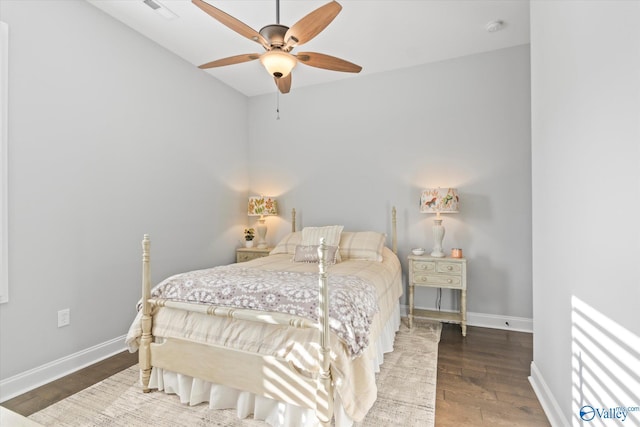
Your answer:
[339,231,386,262]
[269,231,302,255]
[301,225,344,246]
[292,245,339,264]
[301,225,344,262]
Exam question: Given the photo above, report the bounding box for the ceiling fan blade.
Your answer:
[283,1,341,48]
[275,74,292,94]
[192,0,269,48]
[198,53,261,69]
[296,52,362,73]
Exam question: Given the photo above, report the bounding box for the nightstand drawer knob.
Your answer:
[447,279,452,283]
[414,261,435,272]
[447,266,453,271]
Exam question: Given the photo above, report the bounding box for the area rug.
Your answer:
[29,319,441,427]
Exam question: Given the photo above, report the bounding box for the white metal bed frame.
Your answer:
[139,207,397,426]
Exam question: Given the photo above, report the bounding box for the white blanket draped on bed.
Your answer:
[142,265,379,358]
[126,247,403,426]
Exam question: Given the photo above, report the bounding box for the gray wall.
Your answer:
[247,45,532,320]
[0,1,249,379]
[530,1,640,425]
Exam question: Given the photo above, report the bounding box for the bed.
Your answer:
[125,207,402,427]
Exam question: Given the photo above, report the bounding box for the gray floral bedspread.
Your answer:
[147,265,379,358]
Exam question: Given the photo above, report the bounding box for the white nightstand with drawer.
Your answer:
[408,254,468,336]
[236,247,272,263]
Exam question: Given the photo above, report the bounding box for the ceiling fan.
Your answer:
[192,0,362,94]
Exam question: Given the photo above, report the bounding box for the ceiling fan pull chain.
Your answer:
[276,91,281,120]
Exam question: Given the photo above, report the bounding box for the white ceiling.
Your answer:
[87,0,530,97]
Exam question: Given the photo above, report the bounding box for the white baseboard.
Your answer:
[401,305,533,333]
[529,361,570,427]
[467,311,533,332]
[0,335,128,403]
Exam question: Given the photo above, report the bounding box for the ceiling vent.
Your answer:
[143,0,178,20]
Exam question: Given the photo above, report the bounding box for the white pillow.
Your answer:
[269,231,302,255]
[339,231,386,262]
[301,225,344,246]
[301,225,344,262]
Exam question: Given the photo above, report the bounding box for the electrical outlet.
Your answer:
[57,308,70,327]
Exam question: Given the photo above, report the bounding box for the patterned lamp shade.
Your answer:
[248,196,278,217]
[420,188,459,214]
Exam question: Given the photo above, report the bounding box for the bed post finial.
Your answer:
[392,206,397,254]
[142,235,150,316]
[291,208,296,232]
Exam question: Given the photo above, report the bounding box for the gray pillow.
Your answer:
[292,245,339,264]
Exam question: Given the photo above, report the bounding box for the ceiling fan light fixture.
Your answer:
[260,50,297,79]
[192,0,360,94]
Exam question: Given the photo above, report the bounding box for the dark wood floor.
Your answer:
[436,324,549,427]
[2,323,550,426]
[1,350,138,417]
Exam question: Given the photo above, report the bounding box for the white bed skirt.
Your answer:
[147,305,401,427]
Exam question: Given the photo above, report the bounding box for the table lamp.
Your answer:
[248,196,278,249]
[420,188,459,257]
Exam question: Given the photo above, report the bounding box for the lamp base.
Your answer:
[256,218,268,249]
[431,219,446,258]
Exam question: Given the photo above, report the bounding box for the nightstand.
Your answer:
[408,254,468,336]
[236,247,272,263]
